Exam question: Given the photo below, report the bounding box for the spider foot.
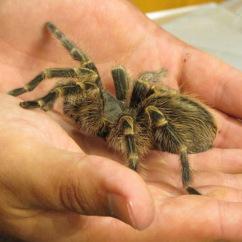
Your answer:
[186,186,201,195]
[20,100,40,109]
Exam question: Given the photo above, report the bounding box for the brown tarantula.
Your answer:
[8,22,217,195]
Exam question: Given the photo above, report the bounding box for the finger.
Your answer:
[140,148,242,186]
[139,148,242,196]
[180,46,242,118]
[190,148,242,174]
[1,141,154,231]
[156,196,242,241]
[191,171,242,191]
[198,186,242,203]
[156,154,242,190]
[189,148,242,174]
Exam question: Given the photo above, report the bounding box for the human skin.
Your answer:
[1,0,242,241]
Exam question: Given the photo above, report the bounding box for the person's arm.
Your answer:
[1,0,242,241]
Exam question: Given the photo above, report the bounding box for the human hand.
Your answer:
[0,93,155,241]
[1,0,242,241]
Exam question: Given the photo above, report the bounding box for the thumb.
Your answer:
[3,142,155,230]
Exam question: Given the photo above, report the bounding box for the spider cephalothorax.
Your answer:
[8,22,217,195]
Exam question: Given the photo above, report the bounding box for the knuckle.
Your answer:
[58,162,108,215]
[59,173,89,214]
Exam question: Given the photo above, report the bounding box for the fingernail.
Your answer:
[108,193,138,229]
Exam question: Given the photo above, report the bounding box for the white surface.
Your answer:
[146,3,216,20]
[148,2,242,71]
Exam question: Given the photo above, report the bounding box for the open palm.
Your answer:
[1,0,242,241]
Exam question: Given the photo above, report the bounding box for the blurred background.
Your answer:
[131,0,242,71]
[131,0,223,12]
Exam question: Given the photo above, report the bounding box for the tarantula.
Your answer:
[8,22,217,195]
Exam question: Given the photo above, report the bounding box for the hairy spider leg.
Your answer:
[179,146,200,195]
[8,68,77,96]
[46,22,88,62]
[19,67,100,110]
[145,105,200,195]
[111,66,129,101]
[145,106,168,128]
[20,83,80,111]
[118,115,139,170]
[130,80,154,108]
[46,22,101,83]
[8,67,97,97]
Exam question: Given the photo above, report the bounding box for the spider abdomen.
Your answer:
[142,93,217,154]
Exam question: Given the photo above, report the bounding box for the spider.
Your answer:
[8,22,217,195]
